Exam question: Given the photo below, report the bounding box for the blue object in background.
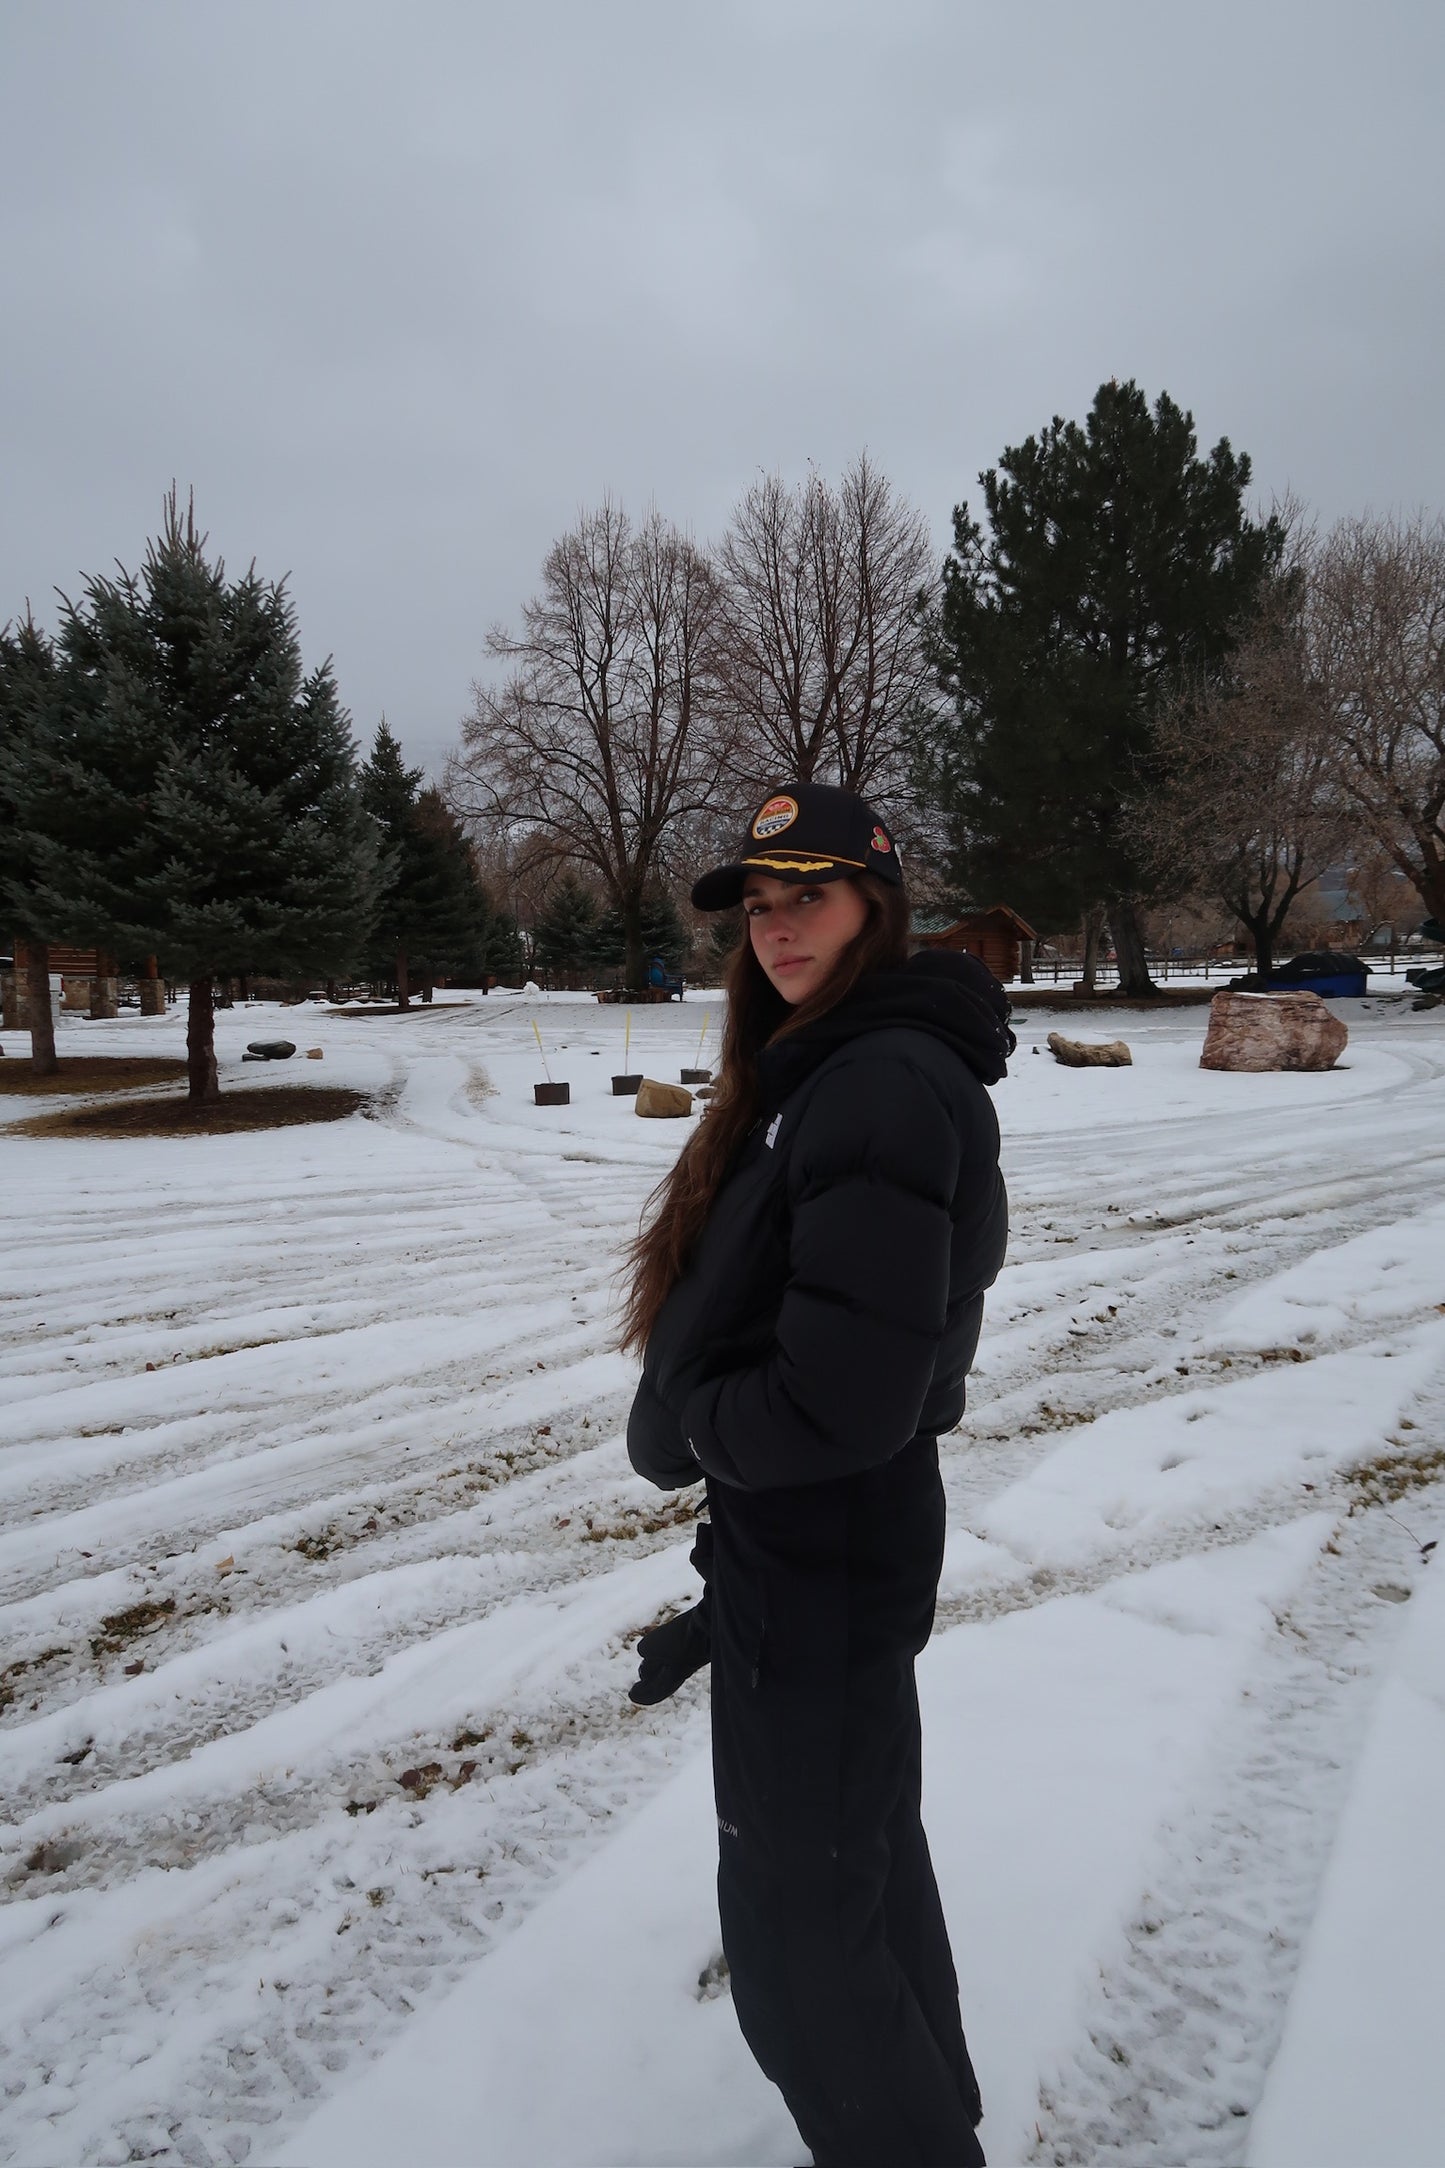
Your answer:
[1264,970,1367,998]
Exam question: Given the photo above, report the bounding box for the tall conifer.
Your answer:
[925,382,1284,992]
[20,493,376,1098]
[0,618,63,1073]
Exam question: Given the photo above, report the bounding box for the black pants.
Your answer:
[707,1447,985,2168]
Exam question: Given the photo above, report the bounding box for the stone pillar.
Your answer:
[139,956,165,1015]
[64,977,93,1011]
[1,969,19,1032]
[89,955,119,1020]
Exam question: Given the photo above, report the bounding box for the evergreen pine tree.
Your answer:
[20,493,377,1099]
[360,718,426,1004]
[406,788,498,994]
[486,907,525,983]
[0,617,63,1073]
[597,887,689,977]
[532,871,604,982]
[924,381,1285,992]
[360,729,501,1000]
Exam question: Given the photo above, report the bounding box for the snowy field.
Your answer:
[2,984,1443,2168]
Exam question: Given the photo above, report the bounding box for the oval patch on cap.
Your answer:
[752,794,799,841]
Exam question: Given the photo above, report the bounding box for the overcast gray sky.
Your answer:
[3,0,1441,779]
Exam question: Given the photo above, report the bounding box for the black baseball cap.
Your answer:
[691,782,904,912]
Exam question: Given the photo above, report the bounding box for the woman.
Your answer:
[622,782,1011,2168]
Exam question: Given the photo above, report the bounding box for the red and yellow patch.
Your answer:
[751,794,799,841]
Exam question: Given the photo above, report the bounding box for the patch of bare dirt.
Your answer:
[15,1085,372,1138]
[0,1055,188,1096]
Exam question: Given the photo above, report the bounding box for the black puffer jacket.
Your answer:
[628,951,1010,1492]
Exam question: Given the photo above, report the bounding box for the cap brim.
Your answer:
[690,856,856,912]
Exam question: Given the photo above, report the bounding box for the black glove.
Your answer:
[628,1599,711,1705]
[628,1521,713,1706]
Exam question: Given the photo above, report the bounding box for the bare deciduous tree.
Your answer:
[1137,576,1350,980]
[448,502,731,990]
[1342,840,1418,958]
[714,453,936,800]
[1310,512,1445,929]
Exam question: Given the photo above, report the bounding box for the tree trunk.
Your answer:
[238,974,250,1002]
[395,947,410,1009]
[1079,905,1106,995]
[1248,919,1274,982]
[1018,936,1034,984]
[622,897,647,993]
[325,978,339,1004]
[25,936,59,1076]
[1107,897,1157,996]
[140,955,165,1016]
[187,976,220,1103]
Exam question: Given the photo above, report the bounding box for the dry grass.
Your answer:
[328,1001,468,1020]
[0,1055,188,1096]
[15,1084,372,1139]
[1346,1441,1445,1509]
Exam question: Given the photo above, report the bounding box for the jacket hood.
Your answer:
[757,948,1014,1112]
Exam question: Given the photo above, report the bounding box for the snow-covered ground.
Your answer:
[2,984,1442,2168]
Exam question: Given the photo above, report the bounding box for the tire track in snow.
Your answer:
[3,1002,1444,2165]
[1026,1474,1445,2167]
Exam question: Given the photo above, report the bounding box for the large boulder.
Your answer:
[634,1078,694,1118]
[1047,1033,1132,1067]
[243,1039,297,1062]
[1199,991,1347,1073]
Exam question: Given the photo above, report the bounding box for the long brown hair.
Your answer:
[618,873,910,1353]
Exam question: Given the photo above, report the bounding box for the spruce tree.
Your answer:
[360,718,426,1004]
[359,729,499,1001]
[924,381,1284,992]
[0,617,63,1073]
[20,493,377,1099]
[405,788,498,995]
[596,887,688,977]
[532,871,604,982]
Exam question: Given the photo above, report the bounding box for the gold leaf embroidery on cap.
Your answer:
[741,853,862,874]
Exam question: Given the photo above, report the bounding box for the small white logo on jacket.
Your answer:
[765,1114,781,1149]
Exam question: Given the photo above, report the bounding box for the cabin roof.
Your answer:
[911,904,1038,942]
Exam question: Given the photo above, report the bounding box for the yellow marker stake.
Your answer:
[695,1010,711,1066]
[531,1017,553,1083]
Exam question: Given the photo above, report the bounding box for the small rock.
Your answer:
[1047,1033,1132,1068]
[634,1078,694,1118]
[306,1047,324,1059]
